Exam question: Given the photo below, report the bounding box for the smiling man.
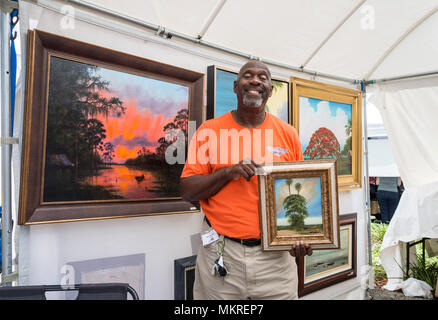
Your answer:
[180,60,312,300]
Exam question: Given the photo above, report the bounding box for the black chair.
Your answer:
[0,283,139,300]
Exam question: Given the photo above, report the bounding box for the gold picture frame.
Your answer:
[291,77,362,191]
[258,160,340,251]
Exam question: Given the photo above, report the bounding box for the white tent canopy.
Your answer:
[69,0,438,82]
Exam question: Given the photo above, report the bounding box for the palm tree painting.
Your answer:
[214,68,289,122]
[275,177,323,235]
[43,56,190,202]
[299,97,352,175]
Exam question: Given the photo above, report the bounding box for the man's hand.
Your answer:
[225,159,261,182]
[289,241,313,257]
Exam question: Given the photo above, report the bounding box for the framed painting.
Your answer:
[258,160,340,251]
[174,255,197,300]
[18,30,204,224]
[291,77,362,191]
[297,213,357,297]
[206,65,290,122]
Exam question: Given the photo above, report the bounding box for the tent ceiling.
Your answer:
[71,0,438,81]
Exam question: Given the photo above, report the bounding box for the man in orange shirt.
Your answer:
[180,60,312,299]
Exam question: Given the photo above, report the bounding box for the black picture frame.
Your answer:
[174,255,197,300]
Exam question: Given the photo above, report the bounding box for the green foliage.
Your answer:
[405,254,438,293]
[283,193,308,230]
[371,222,389,284]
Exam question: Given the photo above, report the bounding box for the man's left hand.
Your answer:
[289,241,312,257]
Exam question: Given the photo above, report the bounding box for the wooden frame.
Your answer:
[291,77,362,191]
[174,255,197,300]
[297,213,357,297]
[207,65,290,122]
[19,30,204,225]
[258,160,340,251]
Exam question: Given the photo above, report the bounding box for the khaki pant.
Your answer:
[194,222,298,300]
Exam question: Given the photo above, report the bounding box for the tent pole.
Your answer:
[0,2,13,286]
[64,0,359,85]
[366,69,438,84]
[361,83,374,299]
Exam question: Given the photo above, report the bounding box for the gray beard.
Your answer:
[243,94,263,108]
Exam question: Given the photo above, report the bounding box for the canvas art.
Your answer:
[19,30,203,224]
[43,56,189,202]
[258,160,340,251]
[299,97,352,176]
[297,213,357,296]
[275,177,324,237]
[207,66,290,122]
[291,77,362,191]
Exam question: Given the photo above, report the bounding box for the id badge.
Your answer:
[201,228,219,246]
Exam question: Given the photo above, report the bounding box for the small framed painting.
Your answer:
[291,77,362,191]
[207,65,290,122]
[297,213,357,297]
[174,255,197,300]
[258,160,340,251]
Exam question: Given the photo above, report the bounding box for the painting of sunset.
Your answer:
[42,56,189,202]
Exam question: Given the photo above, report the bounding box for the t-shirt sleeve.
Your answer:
[287,125,304,161]
[180,123,212,178]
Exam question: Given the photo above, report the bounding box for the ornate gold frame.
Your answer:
[258,160,340,251]
[291,77,362,191]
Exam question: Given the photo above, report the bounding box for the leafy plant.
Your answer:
[404,253,438,293]
[371,222,389,285]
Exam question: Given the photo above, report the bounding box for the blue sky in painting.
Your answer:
[216,69,238,117]
[300,97,352,153]
[275,177,323,226]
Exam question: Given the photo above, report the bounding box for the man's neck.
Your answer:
[232,108,266,128]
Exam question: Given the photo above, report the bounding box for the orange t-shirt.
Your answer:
[181,111,303,239]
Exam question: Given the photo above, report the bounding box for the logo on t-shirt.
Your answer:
[267,146,288,157]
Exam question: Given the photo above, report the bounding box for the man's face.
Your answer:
[234,61,273,111]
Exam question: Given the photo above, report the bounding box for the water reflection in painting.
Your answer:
[43,56,189,202]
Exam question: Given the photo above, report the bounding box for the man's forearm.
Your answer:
[180,168,231,201]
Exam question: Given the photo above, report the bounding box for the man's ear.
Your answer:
[233,80,238,94]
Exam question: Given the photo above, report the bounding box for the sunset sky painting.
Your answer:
[43,56,190,202]
[94,67,189,164]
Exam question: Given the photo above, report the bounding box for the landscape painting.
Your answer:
[209,66,289,122]
[299,97,352,176]
[274,177,323,236]
[43,56,189,203]
[296,213,357,296]
[304,225,351,283]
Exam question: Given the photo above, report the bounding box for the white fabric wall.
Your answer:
[369,78,438,290]
[14,0,367,299]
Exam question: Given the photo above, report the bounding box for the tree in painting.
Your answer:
[303,127,341,160]
[282,182,309,231]
[44,57,126,201]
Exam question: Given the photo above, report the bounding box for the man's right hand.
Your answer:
[225,159,261,182]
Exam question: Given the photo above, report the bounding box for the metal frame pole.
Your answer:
[361,84,374,299]
[0,2,13,285]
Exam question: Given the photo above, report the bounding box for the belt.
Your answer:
[204,217,261,247]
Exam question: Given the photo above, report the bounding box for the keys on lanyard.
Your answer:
[211,239,228,277]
